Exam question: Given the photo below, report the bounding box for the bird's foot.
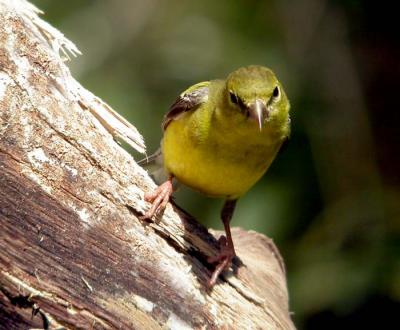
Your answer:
[141,178,173,220]
[207,235,236,288]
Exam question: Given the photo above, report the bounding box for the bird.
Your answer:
[140,65,290,287]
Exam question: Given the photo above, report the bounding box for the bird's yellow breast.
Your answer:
[162,108,284,199]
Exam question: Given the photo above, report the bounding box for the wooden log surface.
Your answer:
[0,1,295,329]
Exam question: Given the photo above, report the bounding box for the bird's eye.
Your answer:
[272,86,280,100]
[230,92,239,104]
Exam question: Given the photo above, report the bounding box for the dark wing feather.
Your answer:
[162,81,210,130]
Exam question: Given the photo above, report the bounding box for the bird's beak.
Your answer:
[248,99,267,131]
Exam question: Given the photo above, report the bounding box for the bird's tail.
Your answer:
[138,149,169,185]
[137,148,162,167]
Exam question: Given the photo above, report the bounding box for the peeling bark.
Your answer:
[0,1,295,329]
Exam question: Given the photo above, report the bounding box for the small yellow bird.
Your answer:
[141,65,290,287]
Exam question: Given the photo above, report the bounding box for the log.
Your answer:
[0,1,295,329]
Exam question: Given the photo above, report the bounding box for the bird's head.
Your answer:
[225,65,290,130]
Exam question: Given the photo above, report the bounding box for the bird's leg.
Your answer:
[207,199,237,288]
[141,175,174,219]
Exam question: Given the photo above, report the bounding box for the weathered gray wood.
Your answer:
[0,1,295,329]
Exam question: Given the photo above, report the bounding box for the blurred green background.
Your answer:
[34,0,399,328]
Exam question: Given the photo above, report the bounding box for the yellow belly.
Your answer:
[162,115,282,199]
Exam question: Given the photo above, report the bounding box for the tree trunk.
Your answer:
[0,1,295,329]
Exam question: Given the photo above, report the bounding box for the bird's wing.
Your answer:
[139,82,209,183]
[162,81,210,130]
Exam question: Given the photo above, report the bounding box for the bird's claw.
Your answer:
[140,179,173,220]
[207,235,236,288]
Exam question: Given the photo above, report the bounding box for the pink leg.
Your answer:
[141,175,174,220]
[207,199,237,288]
